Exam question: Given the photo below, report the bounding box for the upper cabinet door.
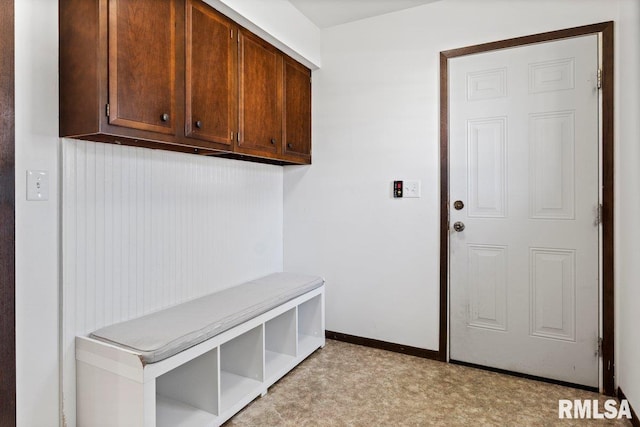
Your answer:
[108,0,177,135]
[238,30,283,157]
[283,57,312,161]
[185,0,236,147]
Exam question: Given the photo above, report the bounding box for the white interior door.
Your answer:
[449,35,600,387]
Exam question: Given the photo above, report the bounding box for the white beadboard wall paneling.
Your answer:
[62,138,283,426]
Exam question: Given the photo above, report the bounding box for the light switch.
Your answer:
[27,170,49,201]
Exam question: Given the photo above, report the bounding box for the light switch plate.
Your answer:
[27,170,49,201]
[403,180,421,198]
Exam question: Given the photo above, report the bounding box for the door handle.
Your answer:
[453,221,465,232]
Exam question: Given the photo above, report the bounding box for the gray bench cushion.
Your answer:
[90,272,324,364]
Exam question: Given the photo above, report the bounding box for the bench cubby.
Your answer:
[156,349,219,426]
[220,324,264,414]
[265,308,297,383]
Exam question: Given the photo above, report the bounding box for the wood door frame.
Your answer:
[0,0,16,423]
[439,22,615,395]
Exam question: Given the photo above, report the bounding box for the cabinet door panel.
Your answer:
[186,0,235,146]
[238,31,282,156]
[108,0,176,135]
[283,58,311,160]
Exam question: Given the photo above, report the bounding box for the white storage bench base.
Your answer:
[76,273,325,427]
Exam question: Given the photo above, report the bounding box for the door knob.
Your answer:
[453,221,465,232]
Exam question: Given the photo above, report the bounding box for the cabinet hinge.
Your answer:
[597,68,602,90]
[105,103,110,117]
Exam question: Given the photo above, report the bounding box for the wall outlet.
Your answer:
[403,180,421,198]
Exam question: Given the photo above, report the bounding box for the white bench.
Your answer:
[76,273,325,427]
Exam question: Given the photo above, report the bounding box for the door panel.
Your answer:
[468,244,508,331]
[467,117,507,218]
[530,248,576,341]
[529,111,575,219]
[449,35,599,387]
[108,0,176,134]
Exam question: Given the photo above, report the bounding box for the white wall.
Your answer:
[615,0,640,411]
[284,0,640,386]
[15,0,60,425]
[15,0,640,424]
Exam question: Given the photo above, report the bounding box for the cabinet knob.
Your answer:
[287,143,293,149]
[161,113,170,122]
[270,138,276,145]
[195,120,202,129]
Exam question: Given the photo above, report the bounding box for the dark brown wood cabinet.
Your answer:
[108,0,177,135]
[60,0,202,154]
[236,31,312,164]
[237,30,283,159]
[185,0,237,147]
[60,0,312,163]
[283,57,312,162]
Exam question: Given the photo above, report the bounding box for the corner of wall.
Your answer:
[15,0,61,424]
[615,0,640,413]
[204,0,322,69]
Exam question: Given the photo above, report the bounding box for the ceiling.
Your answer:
[287,0,442,29]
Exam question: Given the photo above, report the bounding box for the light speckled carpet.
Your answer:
[224,339,632,426]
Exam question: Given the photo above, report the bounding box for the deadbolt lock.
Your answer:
[454,200,464,210]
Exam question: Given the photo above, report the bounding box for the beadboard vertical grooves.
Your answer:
[61,139,283,426]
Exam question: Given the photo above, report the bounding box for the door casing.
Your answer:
[0,0,16,422]
[438,22,615,395]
